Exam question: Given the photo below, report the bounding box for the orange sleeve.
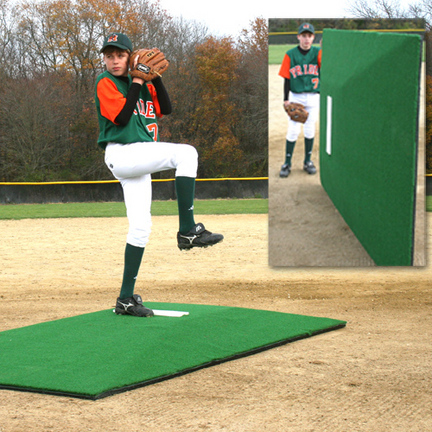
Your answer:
[278,54,291,79]
[146,83,162,118]
[97,77,126,124]
[318,50,322,68]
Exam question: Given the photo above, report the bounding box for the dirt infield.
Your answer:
[0,214,431,431]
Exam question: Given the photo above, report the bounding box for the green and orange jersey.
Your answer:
[279,46,322,93]
[95,71,162,149]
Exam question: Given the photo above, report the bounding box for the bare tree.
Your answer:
[0,0,19,78]
[235,17,268,175]
[350,0,407,18]
[349,0,431,28]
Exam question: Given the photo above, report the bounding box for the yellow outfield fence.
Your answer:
[0,178,269,204]
[0,177,268,186]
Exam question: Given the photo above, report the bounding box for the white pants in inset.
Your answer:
[105,142,198,248]
[286,92,320,142]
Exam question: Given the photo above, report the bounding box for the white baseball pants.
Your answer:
[105,142,198,248]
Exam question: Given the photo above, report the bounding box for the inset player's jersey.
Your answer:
[95,71,162,149]
[279,46,322,93]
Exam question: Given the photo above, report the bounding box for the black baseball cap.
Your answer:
[100,33,133,53]
[298,23,315,34]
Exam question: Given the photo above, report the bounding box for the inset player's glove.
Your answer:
[285,102,309,123]
[129,48,169,81]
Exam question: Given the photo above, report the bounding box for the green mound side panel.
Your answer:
[319,29,422,266]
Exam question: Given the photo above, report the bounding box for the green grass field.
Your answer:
[3,195,429,219]
[0,199,268,220]
[269,44,321,64]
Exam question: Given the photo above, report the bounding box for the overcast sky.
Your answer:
[157,0,351,36]
[157,0,417,37]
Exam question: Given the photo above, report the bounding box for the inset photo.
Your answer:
[268,18,426,267]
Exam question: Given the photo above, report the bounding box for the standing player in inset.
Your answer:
[279,23,322,178]
[95,33,223,317]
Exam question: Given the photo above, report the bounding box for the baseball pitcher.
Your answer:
[95,33,223,317]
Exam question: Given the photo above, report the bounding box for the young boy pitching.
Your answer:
[95,33,223,317]
[278,23,322,178]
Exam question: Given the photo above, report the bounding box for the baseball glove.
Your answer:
[129,48,169,81]
[285,102,309,123]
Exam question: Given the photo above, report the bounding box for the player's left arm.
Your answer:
[150,77,172,115]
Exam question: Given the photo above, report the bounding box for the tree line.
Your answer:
[0,0,268,181]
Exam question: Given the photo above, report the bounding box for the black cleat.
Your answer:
[279,163,291,177]
[115,294,154,317]
[303,160,317,175]
[177,223,224,250]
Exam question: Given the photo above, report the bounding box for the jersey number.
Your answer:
[312,78,319,90]
[147,123,158,141]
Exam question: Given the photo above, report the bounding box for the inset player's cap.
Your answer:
[100,33,133,53]
[298,23,315,34]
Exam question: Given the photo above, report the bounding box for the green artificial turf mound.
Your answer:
[0,303,346,399]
